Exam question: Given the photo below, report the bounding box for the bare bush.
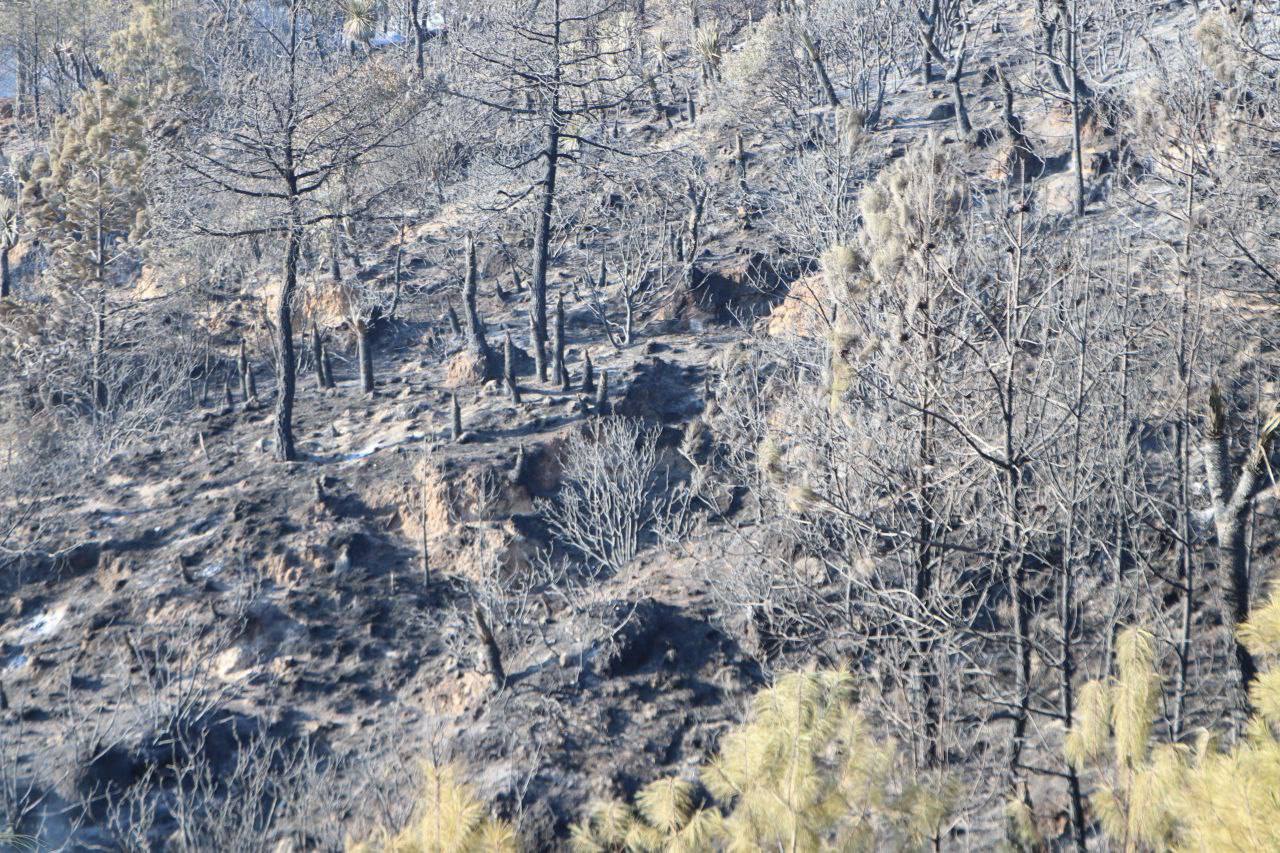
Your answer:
[537,418,666,576]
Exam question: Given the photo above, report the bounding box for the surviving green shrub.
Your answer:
[349,762,518,853]
[1065,588,1280,851]
[572,670,954,852]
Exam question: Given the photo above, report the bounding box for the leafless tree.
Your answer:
[447,0,640,377]
[159,0,417,459]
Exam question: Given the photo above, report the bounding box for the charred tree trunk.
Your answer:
[409,0,426,75]
[581,350,595,395]
[311,324,332,389]
[994,65,1043,182]
[91,288,108,415]
[463,235,498,381]
[356,321,374,394]
[529,308,546,382]
[530,89,562,357]
[553,294,567,389]
[800,31,841,109]
[239,339,251,402]
[594,369,609,415]
[948,26,972,138]
[473,605,506,690]
[246,362,258,404]
[503,331,521,403]
[919,0,941,85]
[273,223,301,461]
[1203,385,1280,712]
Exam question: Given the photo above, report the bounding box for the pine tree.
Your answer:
[21,82,147,413]
[101,0,197,114]
[350,761,518,852]
[572,670,955,852]
[1065,588,1280,851]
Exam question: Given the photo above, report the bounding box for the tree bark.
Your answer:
[473,605,505,690]
[1202,385,1278,711]
[530,117,560,355]
[273,225,301,461]
[357,321,374,394]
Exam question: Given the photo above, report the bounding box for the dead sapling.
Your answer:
[595,369,610,416]
[581,350,596,395]
[553,294,568,390]
[503,331,521,403]
[451,392,463,443]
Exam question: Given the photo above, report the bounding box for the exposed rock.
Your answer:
[764,273,831,339]
[925,100,956,121]
[591,598,666,677]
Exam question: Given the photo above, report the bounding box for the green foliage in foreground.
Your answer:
[353,671,952,852]
[571,670,954,852]
[348,762,518,853]
[1066,588,1280,851]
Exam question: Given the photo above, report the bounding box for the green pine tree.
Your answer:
[1066,588,1280,851]
[349,761,519,853]
[21,81,147,412]
[572,670,955,852]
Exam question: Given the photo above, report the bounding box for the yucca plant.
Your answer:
[341,0,377,50]
[0,196,18,298]
[0,829,38,851]
[692,25,722,83]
